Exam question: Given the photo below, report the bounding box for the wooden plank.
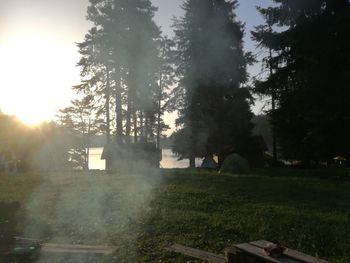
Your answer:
[226,246,284,263]
[234,243,281,263]
[41,246,113,254]
[13,236,116,255]
[278,258,304,263]
[14,236,43,243]
[43,243,115,250]
[41,243,116,255]
[250,240,331,263]
[284,248,330,263]
[167,244,225,263]
[250,240,276,249]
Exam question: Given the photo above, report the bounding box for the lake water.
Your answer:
[89,148,202,170]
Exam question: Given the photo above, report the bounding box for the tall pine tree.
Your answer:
[173,0,255,166]
[78,0,166,144]
[252,0,350,162]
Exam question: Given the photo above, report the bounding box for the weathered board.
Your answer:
[41,243,116,254]
[226,240,331,263]
[249,240,330,263]
[13,236,116,255]
[167,240,331,263]
[167,244,225,263]
[227,243,282,263]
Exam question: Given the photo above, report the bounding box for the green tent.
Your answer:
[219,153,250,175]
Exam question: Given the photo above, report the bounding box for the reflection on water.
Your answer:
[160,149,202,169]
[89,148,202,170]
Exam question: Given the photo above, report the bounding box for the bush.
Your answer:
[219,153,250,175]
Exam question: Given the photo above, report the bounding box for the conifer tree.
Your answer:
[252,0,350,161]
[57,95,104,170]
[76,27,114,143]
[76,0,170,147]
[155,36,175,148]
[173,0,255,166]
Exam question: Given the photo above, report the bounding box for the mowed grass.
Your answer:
[0,169,349,262]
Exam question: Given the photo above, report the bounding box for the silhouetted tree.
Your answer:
[76,27,113,144]
[81,0,165,145]
[57,95,104,170]
[172,0,255,167]
[251,12,278,161]
[252,114,273,152]
[252,0,350,161]
[154,36,175,148]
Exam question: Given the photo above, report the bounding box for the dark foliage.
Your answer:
[172,0,257,165]
[252,0,350,161]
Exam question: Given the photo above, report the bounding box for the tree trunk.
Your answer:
[125,91,131,143]
[86,147,90,171]
[189,123,196,168]
[267,16,278,162]
[157,71,162,149]
[83,138,89,171]
[115,80,123,143]
[189,156,195,168]
[133,109,138,143]
[269,46,278,162]
[140,111,144,142]
[144,116,148,143]
[105,65,111,143]
[272,97,277,162]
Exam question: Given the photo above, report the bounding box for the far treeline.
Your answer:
[1,0,350,171]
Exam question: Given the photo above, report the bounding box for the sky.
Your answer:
[0,0,270,129]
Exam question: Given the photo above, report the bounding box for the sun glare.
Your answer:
[0,32,79,126]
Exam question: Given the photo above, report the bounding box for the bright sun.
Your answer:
[0,32,79,126]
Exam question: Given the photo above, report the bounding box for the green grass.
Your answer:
[0,169,349,262]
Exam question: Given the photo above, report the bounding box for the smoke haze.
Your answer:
[18,170,162,262]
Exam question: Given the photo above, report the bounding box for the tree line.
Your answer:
[1,0,349,171]
[253,0,350,163]
[58,0,257,169]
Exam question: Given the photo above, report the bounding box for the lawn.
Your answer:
[0,169,349,262]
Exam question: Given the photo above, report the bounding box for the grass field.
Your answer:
[1,168,350,262]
